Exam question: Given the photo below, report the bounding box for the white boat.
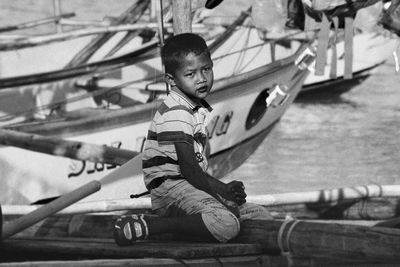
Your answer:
[0,1,394,205]
[0,11,314,204]
[302,30,398,93]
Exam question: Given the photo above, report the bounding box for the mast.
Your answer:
[172,0,192,34]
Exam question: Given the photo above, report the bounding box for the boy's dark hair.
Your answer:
[161,33,210,75]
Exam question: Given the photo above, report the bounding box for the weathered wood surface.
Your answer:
[171,0,192,34]
[0,129,138,165]
[0,237,264,261]
[0,254,397,267]
[0,255,290,267]
[237,219,400,263]
[2,218,400,265]
[2,181,101,240]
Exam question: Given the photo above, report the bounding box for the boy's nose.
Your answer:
[197,72,207,83]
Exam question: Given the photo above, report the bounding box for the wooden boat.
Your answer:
[2,183,400,266]
[0,0,394,205]
[1,0,397,125]
[0,1,221,125]
[0,6,315,205]
[301,30,398,93]
[1,3,400,265]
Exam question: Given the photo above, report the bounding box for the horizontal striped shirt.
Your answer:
[142,89,213,189]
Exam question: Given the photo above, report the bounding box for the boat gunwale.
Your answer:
[5,47,303,137]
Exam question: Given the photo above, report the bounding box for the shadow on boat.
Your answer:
[295,72,370,104]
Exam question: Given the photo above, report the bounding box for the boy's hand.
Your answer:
[220,180,247,205]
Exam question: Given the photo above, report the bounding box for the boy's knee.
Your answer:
[202,210,240,242]
[239,203,274,221]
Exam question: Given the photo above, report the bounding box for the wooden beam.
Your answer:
[172,0,192,34]
[0,128,138,165]
[2,180,101,239]
[236,219,400,263]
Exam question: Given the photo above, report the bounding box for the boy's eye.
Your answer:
[185,72,194,77]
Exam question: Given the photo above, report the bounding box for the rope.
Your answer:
[277,217,301,267]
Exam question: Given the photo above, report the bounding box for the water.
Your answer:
[228,59,400,195]
[2,0,400,196]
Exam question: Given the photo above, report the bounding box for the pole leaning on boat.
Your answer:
[0,180,101,240]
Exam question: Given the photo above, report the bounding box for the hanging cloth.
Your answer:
[315,13,331,75]
[344,16,354,79]
[329,17,339,79]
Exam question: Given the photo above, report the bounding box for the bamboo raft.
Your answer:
[2,184,400,266]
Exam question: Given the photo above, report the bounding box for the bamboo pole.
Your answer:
[0,13,75,33]
[65,0,149,68]
[53,0,63,33]
[1,180,101,239]
[0,128,138,165]
[247,184,400,206]
[4,184,400,216]
[2,198,151,215]
[172,0,192,34]
[0,23,163,51]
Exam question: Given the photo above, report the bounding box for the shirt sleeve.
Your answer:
[156,105,194,145]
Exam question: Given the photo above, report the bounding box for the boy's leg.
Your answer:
[114,180,240,244]
[152,180,240,242]
[145,213,217,242]
[238,202,274,221]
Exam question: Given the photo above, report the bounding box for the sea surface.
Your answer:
[228,59,400,195]
[1,0,400,196]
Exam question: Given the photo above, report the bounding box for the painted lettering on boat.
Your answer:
[207,111,233,139]
[67,111,234,178]
[67,141,122,178]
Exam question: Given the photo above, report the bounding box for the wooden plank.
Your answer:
[1,255,398,267]
[236,219,400,263]
[0,255,299,267]
[0,238,264,260]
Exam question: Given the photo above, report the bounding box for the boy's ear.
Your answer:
[165,73,176,86]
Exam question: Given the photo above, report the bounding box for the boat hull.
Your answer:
[0,50,308,205]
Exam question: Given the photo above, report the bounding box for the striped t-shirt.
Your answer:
[142,89,213,189]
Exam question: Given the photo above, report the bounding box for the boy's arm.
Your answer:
[174,142,246,207]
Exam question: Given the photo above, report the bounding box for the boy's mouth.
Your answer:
[197,86,208,93]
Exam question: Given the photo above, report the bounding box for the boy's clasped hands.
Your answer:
[218,180,247,217]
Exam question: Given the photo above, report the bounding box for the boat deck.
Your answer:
[1,235,396,267]
[1,237,265,261]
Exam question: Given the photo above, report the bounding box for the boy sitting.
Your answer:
[114,33,272,244]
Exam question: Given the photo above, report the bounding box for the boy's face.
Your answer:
[166,51,214,103]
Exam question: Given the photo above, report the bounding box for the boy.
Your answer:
[114,33,272,244]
